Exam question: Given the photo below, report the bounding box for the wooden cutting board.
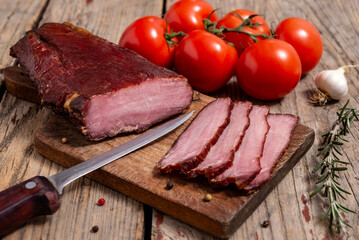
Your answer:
[4,66,315,238]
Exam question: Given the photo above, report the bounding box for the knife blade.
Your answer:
[0,111,193,236]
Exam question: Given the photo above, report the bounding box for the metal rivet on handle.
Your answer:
[25,181,37,189]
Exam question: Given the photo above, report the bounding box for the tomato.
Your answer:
[164,0,218,34]
[236,39,301,100]
[174,30,238,92]
[275,17,323,74]
[217,9,271,55]
[119,16,177,68]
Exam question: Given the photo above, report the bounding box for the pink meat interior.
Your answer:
[245,114,299,189]
[212,105,270,186]
[194,101,252,174]
[85,78,192,139]
[158,98,231,168]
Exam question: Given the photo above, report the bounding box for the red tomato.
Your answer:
[236,39,301,100]
[217,9,271,55]
[164,0,218,34]
[275,17,323,74]
[119,16,177,68]
[175,30,238,92]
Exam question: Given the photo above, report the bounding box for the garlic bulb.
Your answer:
[310,65,358,105]
[315,67,348,100]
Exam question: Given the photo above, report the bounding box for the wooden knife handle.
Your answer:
[0,176,61,237]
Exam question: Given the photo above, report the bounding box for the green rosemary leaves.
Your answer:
[311,99,358,233]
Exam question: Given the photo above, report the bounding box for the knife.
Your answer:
[0,111,193,236]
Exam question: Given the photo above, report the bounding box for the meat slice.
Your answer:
[210,105,270,189]
[157,98,233,174]
[10,23,193,140]
[244,114,299,191]
[185,101,252,178]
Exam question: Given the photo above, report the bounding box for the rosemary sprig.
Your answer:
[310,99,358,234]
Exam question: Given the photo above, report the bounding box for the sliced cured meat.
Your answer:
[244,114,299,190]
[185,101,252,178]
[157,98,233,174]
[10,23,193,140]
[210,105,270,189]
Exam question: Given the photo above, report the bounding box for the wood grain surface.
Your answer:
[0,0,48,69]
[3,66,314,237]
[35,94,313,237]
[0,0,359,239]
[0,0,164,239]
[4,67,41,104]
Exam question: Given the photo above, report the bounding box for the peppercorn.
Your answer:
[203,194,212,202]
[91,225,99,233]
[97,198,105,206]
[261,220,270,228]
[165,182,173,190]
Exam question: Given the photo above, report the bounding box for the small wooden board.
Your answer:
[3,67,41,104]
[4,66,314,238]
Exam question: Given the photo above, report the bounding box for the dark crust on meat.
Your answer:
[243,114,299,192]
[66,76,191,141]
[235,107,270,190]
[205,101,252,179]
[209,105,270,190]
[235,171,260,189]
[10,22,193,141]
[185,101,253,179]
[204,151,235,178]
[208,159,260,189]
[157,98,233,174]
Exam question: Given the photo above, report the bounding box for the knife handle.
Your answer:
[0,176,61,237]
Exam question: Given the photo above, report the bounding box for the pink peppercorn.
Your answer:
[97,198,105,206]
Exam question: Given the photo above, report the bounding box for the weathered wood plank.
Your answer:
[2,66,315,238]
[1,0,359,238]
[40,0,163,44]
[0,0,48,72]
[3,67,41,104]
[157,0,359,239]
[0,0,164,239]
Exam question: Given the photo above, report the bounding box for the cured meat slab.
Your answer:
[10,23,193,141]
[3,67,315,238]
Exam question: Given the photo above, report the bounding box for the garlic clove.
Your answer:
[315,67,348,100]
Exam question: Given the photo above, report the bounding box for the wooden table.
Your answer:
[0,0,358,239]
